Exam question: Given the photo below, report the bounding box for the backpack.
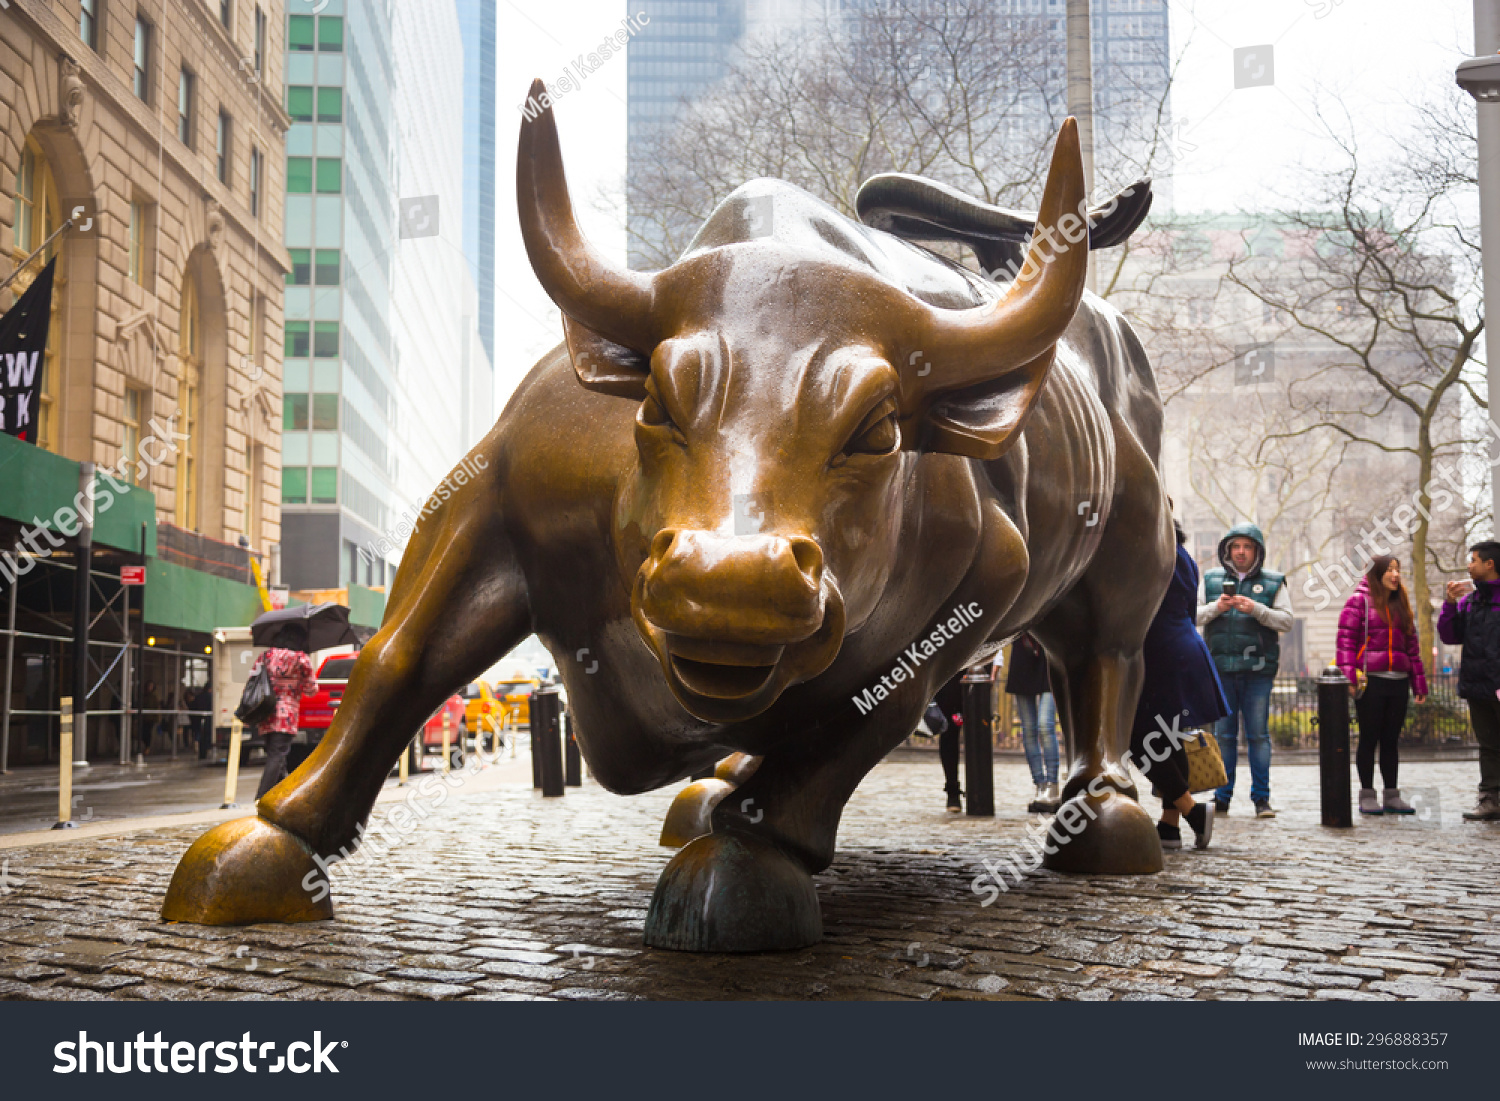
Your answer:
[235,660,277,726]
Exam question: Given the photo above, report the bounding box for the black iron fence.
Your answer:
[1268,673,1474,749]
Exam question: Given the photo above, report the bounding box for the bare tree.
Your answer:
[1222,97,1484,662]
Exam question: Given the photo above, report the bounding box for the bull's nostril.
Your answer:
[788,537,822,584]
[649,529,678,564]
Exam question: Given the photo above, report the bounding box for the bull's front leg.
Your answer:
[645,695,923,952]
[161,440,532,925]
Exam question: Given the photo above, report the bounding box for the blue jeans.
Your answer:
[1213,672,1274,804]
[1014,692,1059,785]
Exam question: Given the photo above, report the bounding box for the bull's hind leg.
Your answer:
[1033,417,1173,875]
[162,445,532,924]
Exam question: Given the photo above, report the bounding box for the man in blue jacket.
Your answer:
[1197,523,1294,818]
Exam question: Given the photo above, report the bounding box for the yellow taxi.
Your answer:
[491,677,540,727]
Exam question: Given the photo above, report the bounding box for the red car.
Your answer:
[416,695,468,770]
[297,652,361,734]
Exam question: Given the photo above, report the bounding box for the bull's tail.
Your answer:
[855,173,1152,279]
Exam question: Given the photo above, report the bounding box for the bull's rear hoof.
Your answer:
[161,816,334,925]
[659,779,734,848]
[644,831,821,952]
[1041,789,1163,875]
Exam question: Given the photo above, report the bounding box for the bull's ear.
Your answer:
[918,349,1053,461]
[563,315,652,399]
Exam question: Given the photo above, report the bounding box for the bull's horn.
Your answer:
[912,117,1089,393]
[517,79,658,351]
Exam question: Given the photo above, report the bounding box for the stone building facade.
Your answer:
[0,0,290,551]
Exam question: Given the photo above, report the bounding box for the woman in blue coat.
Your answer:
[1128,518,1231,850]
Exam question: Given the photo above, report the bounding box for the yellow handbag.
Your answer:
[1184,729,1228,794]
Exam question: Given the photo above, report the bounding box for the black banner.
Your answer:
[0,256,56,443]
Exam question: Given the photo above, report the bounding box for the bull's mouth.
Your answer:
[664,636,784,700]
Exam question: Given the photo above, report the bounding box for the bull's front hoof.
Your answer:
[644,831,821,952]
[1040,789,1163,875]
[714,752,761,785]
[161,816,334,925]
[659,778,734,848]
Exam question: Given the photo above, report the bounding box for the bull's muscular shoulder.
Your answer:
[494,343,635,538]
[687,179,996,309]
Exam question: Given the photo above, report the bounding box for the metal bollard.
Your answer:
[441,710,452,774]
[531,687,565,797]
[961,666,995,817]
[398,733,410,785]
[564,709,581,786]
[1317,666,1353,828]
[221,719,244,809]
[52,697,78,829]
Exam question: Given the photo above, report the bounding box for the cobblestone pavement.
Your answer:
[0,751,1496,1001]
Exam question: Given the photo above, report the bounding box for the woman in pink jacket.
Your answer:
[1336,555,1427,815]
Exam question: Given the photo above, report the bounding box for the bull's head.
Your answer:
[517,80,1086,723]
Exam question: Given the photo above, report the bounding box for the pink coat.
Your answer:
[1336,577,1427,696]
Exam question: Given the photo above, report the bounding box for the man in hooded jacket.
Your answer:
[1196,523,1295,818]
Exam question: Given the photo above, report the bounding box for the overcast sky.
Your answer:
[491,0,1485,418]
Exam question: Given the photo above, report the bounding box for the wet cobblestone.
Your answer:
[0,753,1497,1000]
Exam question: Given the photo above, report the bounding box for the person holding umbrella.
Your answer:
[248,603,357,799]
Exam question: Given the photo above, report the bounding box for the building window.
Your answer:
[12,138,63,452]
[311,467,337,504]
[286,156,312,193]
[283,393,308,429]
[314,249,340,285]
[287,248,310,285]
[282,466,307,504]
[80,0,100,50]
[216,111,232,184]
[249,146,262,218]
[285,321,310,357]
[123,385,146,483]
[128,200,148,286]
[177,68,195,148]
[133,17,152,102]
[219,0,232,31]
[314,158,341,194]
[176,277,201,530]
[288,13,314,52]
[311,393,337,430]
[312,321,339,358]
[254,6,266,74]
[318,16,343,52]
[249,293,265,378]
[317,87,342,123]
[287,86,313,121]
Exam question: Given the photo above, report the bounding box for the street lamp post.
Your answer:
[1458,1,1500,527]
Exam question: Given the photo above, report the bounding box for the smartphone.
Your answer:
[1222,578,1238,598]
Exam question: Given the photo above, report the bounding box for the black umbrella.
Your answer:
[250,602,360,652]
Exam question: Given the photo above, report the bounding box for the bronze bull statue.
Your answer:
[162,81,1176,952]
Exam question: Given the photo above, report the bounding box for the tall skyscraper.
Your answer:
[456,0,498,366]
[282,0,485,594]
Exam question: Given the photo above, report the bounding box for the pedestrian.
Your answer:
[1197,522,1294,818]
[137,679,160,756]
[190,683,213,760]
[1437,540,1500,821]
[1006,632,1060,811]
[934,669,967,812]
[1129,519,1229,850]
[251,645,317,800]
[1336,556,1426,815]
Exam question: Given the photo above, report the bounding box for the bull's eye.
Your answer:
[841,399,900,458]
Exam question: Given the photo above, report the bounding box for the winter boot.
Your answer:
[1383,789,1415,815]
[1359,788,1384,816]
